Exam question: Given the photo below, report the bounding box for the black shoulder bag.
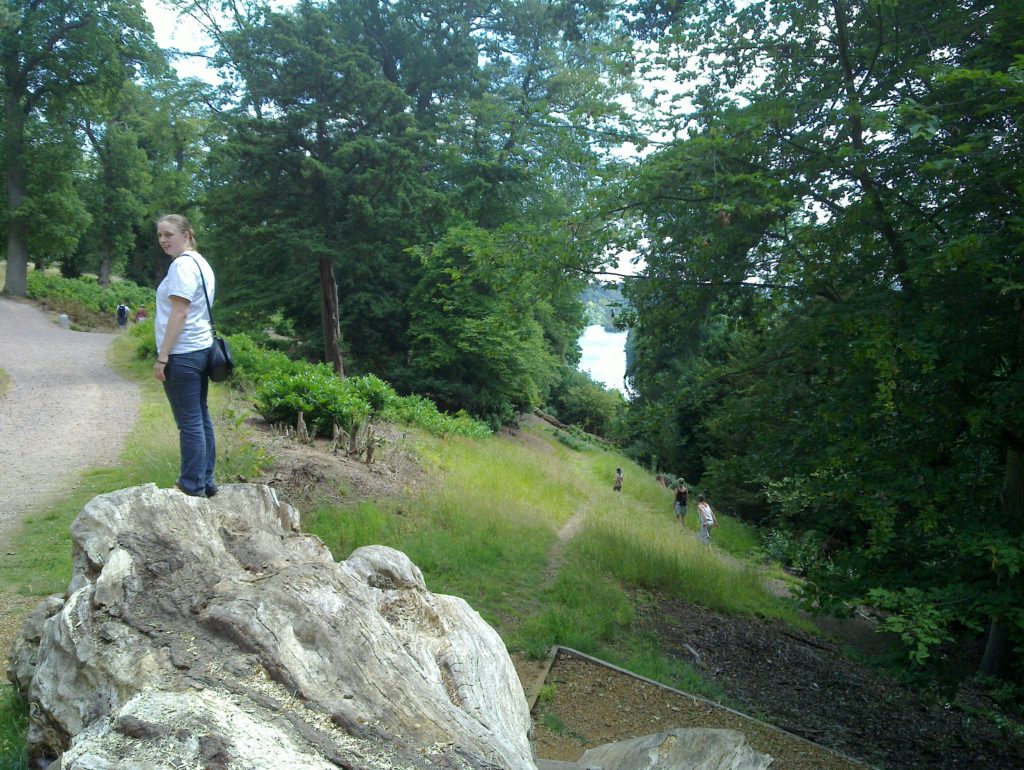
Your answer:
[190,256,234,382]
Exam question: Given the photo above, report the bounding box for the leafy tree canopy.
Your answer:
[620,0,1024,677]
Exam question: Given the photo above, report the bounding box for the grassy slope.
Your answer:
[0,330,804,765]
[304,424,806,704]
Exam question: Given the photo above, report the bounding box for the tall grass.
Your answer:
[303,418,802,704]
[572,507,785,617]
[0,686,27,770]
[0,368,10,398]
[499,425,807,701]
[305,435,576,628]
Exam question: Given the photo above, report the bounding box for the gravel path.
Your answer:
[0,297,140,547]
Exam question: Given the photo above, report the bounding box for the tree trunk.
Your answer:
[98,248,111,287]
[4,220,28,296]
[979,443,1024,677]
[980,616,1010,678]
[319,256,345,378]
[3,100,28,297]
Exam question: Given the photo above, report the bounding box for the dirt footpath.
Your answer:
[0,297,139,549]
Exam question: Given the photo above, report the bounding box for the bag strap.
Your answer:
[187,255,217,336]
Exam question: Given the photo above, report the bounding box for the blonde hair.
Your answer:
[157,214,197,250]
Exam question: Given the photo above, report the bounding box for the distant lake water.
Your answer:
[578,324,628,394]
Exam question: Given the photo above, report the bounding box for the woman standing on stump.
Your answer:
[153,214,218,498]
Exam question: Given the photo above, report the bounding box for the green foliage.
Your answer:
[866,588,959,666]
[381,397,492,440]
[201,0,633,403]
[580,281,628,332]
[74,80,155,281]
[128,316,157,359]
[238,330,491,439]
[0,686,28,770]
[756,529,823,576]
[621,0,1024,682]
[407,226,570,423]
[256,368,371,436]
[1,0,157,296]
[224,333,306,391]
[14,129,93,266]
[126,325,491,441]
[547,368,626,438]
[4,0,636,434]
[347,374,399,417]
[26,271,155,325]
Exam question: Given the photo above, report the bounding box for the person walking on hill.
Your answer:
[116,301,129,330]
[613,467,623,493]
[153,214,218,498]
[697,494,717,544]
[674,480,688,528]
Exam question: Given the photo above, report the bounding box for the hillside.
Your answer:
[580,282,628,332]
[1,306,1021,769]
[242,415,1024,770]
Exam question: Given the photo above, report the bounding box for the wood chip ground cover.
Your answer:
[521,594,1024,770]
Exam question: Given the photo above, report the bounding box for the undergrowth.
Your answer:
[25,271,155,331]
[0,685,27,770]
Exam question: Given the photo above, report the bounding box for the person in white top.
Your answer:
[153,214,219,498]
[697,494,717,544]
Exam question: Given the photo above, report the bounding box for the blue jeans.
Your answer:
[163,349,215,495]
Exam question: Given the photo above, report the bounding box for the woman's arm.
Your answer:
[154,296,191,382]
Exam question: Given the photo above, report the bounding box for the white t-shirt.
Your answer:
[156,250,215,355]
[699,502,715,526]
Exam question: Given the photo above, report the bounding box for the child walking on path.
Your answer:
[697,494,717,544]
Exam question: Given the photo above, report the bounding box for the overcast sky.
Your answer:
[142,0,221,81]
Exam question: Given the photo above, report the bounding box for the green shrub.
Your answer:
[128,317,157,359]
[347,374,399,416]
[226,333,305,390]
[123,313,490,441]
[256,368,371,436]
[26,271,155,322]
[440,409,492,439]
[546,369,626,437]
[757,528,822,575]
[383,395,491,439]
